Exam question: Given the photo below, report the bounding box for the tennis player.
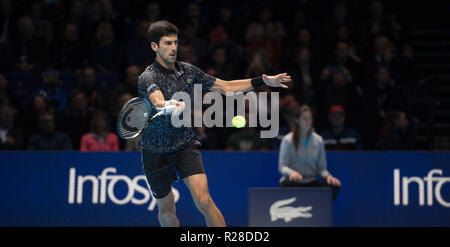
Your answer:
[139,20,291,227]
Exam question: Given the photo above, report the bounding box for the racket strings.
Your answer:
[118,98,151,139]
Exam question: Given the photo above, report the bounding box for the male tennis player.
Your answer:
[139,20,291,227]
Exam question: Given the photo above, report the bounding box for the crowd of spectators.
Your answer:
[0,0,420,151]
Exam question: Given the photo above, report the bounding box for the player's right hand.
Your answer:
[289,171,303,183]
[173,101,185,116]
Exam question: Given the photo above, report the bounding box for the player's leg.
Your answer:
[141,150,180,226]
[183,173,226,227]
[176,143,226,226]
[155,189,180,227]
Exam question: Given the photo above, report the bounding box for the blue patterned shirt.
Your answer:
[137,60,216,153]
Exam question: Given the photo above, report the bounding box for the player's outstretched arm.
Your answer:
[148,90,168,108]
[210,73,291,94]
[148,90,185,114]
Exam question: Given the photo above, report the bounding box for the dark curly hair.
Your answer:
[147,20,179,45]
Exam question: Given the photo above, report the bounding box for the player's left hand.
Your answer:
[262,73,291,88]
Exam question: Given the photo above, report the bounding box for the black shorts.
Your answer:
[141,142,205,199]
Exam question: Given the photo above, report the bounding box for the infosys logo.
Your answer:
[67,167,179,211]
[394,169,450,207]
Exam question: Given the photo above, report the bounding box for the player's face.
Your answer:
[153,35,178,64]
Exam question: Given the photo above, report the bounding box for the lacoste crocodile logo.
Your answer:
[270,197,312,222]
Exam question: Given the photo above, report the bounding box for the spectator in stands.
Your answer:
[51,23,86,72]
[318,68,365,132]
[245,7,286,68]
[362,35,393,86]
[209,23,228,49]
[91,21,123,73]
[286,47,320,112]
[285,27,321,64]
[324,41,362,86]
[60,0,95,47]
[271,95,296,150]
[245,7,286,48]
[335,25,360,61]
[27,2,54,47]
[279,95,300,131]
[181,2,209,38]
[0,0,11,72]
[64,0,92,45]
[226,113,269,151]
[144,2,160,23]
[296,27,312,50]
[80,110,119,151]
[320,105,362,150]
[0,0,12,46]
[364,1,403,43]
[204,45,235,80]
[320,60,353,85]
[278,105,341,201]
[126,19,154,71]
[76,67,110,111]
[226,127,270,151]
[90,0,129,43]
[386,43,420,89]
[109,65,139,126]
[363,65,410,149]
[9,15,48,72]
[376,110,417,150]
[109,64,139,146]
[180,22,208,64]
[288,9,317,39]
[36,66,68,112]
[321,2,360,55]
[23,93,49,140]
[364,34,416,89]
[0,73,7,100]
[27,111,72,150]
[178,42,196,65]
[213,4,244,43]
[0,73,20,110]
[112,92,138,151]
[0,103,24,150]
[245,48,273,78]
[57,89,93,150]
[207,19,245,75]
[110,65,139,101]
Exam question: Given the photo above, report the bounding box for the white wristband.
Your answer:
[157,100,178,115]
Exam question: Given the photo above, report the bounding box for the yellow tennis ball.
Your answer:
[232,115,246,128]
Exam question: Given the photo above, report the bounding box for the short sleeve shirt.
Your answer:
[137,59,216,153]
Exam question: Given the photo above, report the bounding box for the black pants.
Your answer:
[279,178,340,202]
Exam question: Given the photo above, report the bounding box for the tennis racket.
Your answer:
[117,97,175,139]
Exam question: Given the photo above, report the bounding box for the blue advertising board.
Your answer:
[0,151,449,226]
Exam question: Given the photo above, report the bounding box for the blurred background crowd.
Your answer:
[0,0,448,152]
